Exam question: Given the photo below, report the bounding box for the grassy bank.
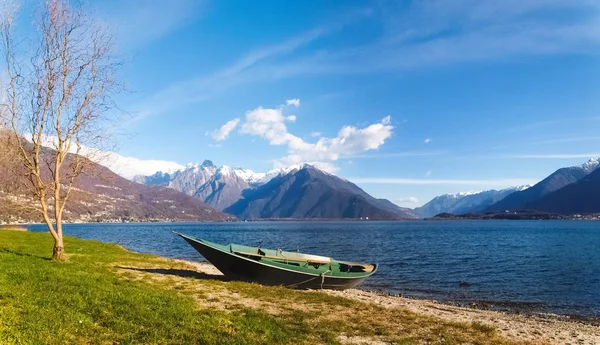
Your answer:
[0,232,543,345]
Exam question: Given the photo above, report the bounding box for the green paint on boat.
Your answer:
[176,233,377,290]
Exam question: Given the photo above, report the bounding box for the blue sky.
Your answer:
[14,0,600,207]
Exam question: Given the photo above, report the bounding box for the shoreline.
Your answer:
[176,259,600,345]
[183,258,599,323]
[363,288,600,325]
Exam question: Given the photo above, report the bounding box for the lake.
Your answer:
[30,220,600,318]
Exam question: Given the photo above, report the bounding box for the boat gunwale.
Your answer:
[174,232,378,279]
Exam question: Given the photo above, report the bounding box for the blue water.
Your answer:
[30,220,600,317]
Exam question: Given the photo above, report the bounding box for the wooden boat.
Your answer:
[174,232,377,290]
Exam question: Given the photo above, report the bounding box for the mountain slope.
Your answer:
[525,168,600,214]
[193,166,253,211]
[225,165,415,220]
[133,160,276,211]
[0,146,232,223]
[415,186,529,217]
[486,158,599,212]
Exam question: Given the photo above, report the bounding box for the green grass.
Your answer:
[0,231,544,345]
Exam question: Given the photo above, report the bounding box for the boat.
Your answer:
[174,232,377,290]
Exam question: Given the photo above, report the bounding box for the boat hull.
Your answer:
[178,234,374,290]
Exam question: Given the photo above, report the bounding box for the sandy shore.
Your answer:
[177,260,600,345]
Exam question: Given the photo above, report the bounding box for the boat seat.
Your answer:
[361,264,375,273]
[233,251,330,265]
[339,262,376,273]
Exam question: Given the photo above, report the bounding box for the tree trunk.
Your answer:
[52,236,65,261]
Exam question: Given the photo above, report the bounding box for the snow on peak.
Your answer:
[443,191,481,198]
[92,150,334,186]
[442,184,530,199]
[512,184,532,192]
[231,168,267,183]
[581,157,599,174]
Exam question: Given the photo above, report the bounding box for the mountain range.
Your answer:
[414,185,530,218]
[133,160,287,211]
[485,158,599,213]
[225,165,416,219]
[134,162,416,220]
[525,167,600,214]
[416,158,600,217]
[8,132,600,223]
[0,135,233,224]
[130,157,600,220]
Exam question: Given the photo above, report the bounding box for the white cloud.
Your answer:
[99,153,184,180]
[424,138,431,144]
[349,177,537,186]
[425,170,432,177]
[35,136,184,179]
[239,107,298,145]
[310,131,322,137]
[395,197,419,206]
[239,103,394,169]
[207,118,240,141]
[286,99,300,107]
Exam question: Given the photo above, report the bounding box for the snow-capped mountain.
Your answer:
[526,166,600,214]
[487,157,600,212]
[581,157,599,174]
[225,165,416,219]
[415,185,531,218]
[131,161,415,219]
[132,160,290,211]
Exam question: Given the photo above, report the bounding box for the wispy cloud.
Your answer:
[502,120,563,133]
[345,150,447,159]
[130,0,600,123]
[96,0,204,51]
[131,30,322,122]
[269,0,600,76]
[425,170,432,177]
[131,10,371,123]
[504,153,600,159]
[207,118,240,141]
[531,136,600,145]
[424,138,431,144]
[286,99,301,107]
[349,177,537,186]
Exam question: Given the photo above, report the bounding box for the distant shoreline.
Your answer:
[426,211,600,221]
[12,216,600,227]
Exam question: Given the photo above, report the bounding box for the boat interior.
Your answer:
[229,243,375,273]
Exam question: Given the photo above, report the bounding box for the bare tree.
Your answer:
[0,0,121,260]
